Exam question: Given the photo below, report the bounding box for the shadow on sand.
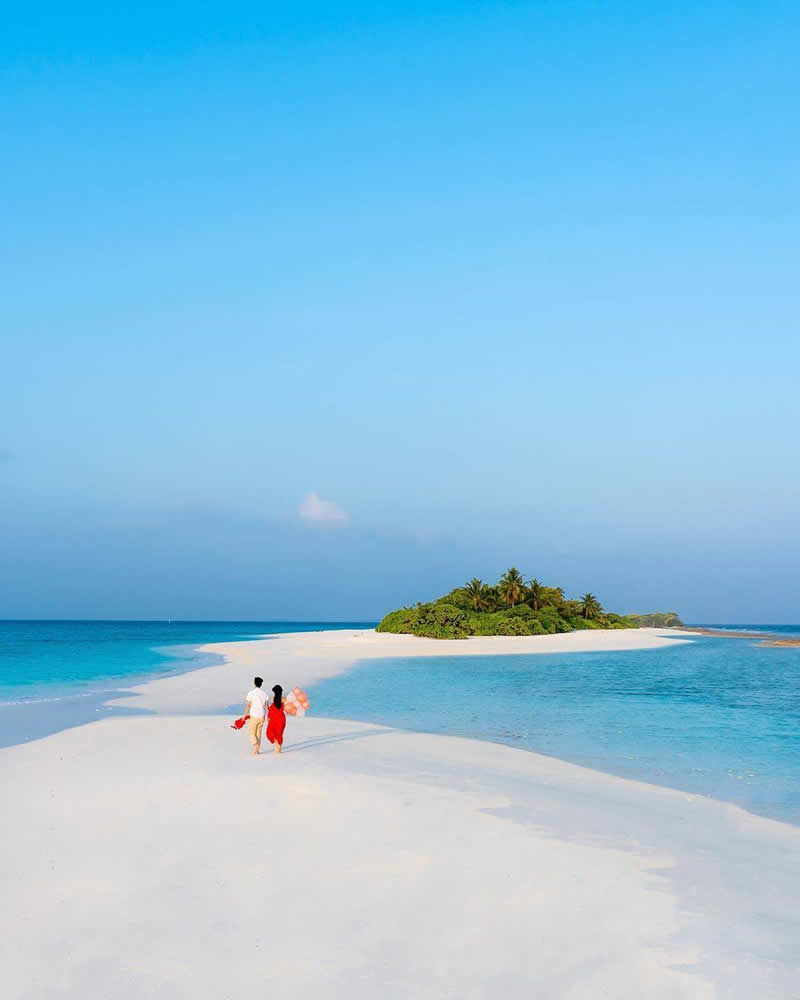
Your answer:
[281,727,390,754]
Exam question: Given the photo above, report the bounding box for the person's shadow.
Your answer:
[281,727,389,754]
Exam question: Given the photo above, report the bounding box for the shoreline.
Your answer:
[0,642,232,749]
[4,627,799,997]
[113,625,698,715]
[4,625,794,826]
[195,626,799,829]
[0,623,371,746]
[678,625,800,646]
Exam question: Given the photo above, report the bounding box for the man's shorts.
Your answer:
[248,716,264,745]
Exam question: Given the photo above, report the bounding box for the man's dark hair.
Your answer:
[254,677,263,688]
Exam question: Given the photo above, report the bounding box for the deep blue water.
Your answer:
[0,620,373,704]
[309,632,800,825]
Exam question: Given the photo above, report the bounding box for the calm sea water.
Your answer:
[309,631,800,825]
[0,620,372,704]
[696,623,800,637]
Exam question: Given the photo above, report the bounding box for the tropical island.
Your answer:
[377,568,683,639]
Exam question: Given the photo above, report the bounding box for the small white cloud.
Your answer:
[299,492,349,525]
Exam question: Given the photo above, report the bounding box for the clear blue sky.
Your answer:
[2,2,798,621]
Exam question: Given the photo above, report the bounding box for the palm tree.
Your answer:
[579,593,603,620]
[541,585,564,608]
[498,567,526,607]
[527,577,544,611]
[463,578,491,611]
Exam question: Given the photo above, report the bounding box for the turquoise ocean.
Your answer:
[0,620,372,747]
[2,621,800,825]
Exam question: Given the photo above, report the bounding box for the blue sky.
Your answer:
[2,2,799,621]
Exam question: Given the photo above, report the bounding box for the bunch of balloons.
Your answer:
[283,687,310,717]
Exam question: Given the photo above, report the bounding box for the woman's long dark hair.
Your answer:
[272,684,283,709]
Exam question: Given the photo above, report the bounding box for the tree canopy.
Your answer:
[498,567,526,607]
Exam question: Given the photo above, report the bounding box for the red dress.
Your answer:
[267,703,286,746]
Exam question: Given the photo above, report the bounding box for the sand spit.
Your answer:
[3,627,798,998]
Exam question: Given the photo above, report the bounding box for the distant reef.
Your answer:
[377,569,680,640]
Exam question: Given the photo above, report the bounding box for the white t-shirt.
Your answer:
[246,688,268,718]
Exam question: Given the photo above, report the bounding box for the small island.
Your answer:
[377,568,683,639]
[626,612,683,628]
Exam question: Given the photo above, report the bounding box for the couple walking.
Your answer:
[244,677,286,755]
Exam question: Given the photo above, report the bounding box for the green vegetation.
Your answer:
[626,611,683,628]
[377,568,656,639]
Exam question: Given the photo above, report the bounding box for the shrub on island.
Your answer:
[376,603,475,639]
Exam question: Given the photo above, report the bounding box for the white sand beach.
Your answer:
[3,629,799,998]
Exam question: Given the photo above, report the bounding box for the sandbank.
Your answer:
[3,628,798,998]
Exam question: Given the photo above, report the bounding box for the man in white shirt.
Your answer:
[244,677,268,755]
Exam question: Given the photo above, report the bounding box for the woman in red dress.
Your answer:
[266,684,286,754]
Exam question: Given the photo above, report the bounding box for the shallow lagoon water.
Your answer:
[309,634,800,825]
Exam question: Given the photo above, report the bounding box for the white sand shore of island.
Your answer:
[3,628,799,998]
